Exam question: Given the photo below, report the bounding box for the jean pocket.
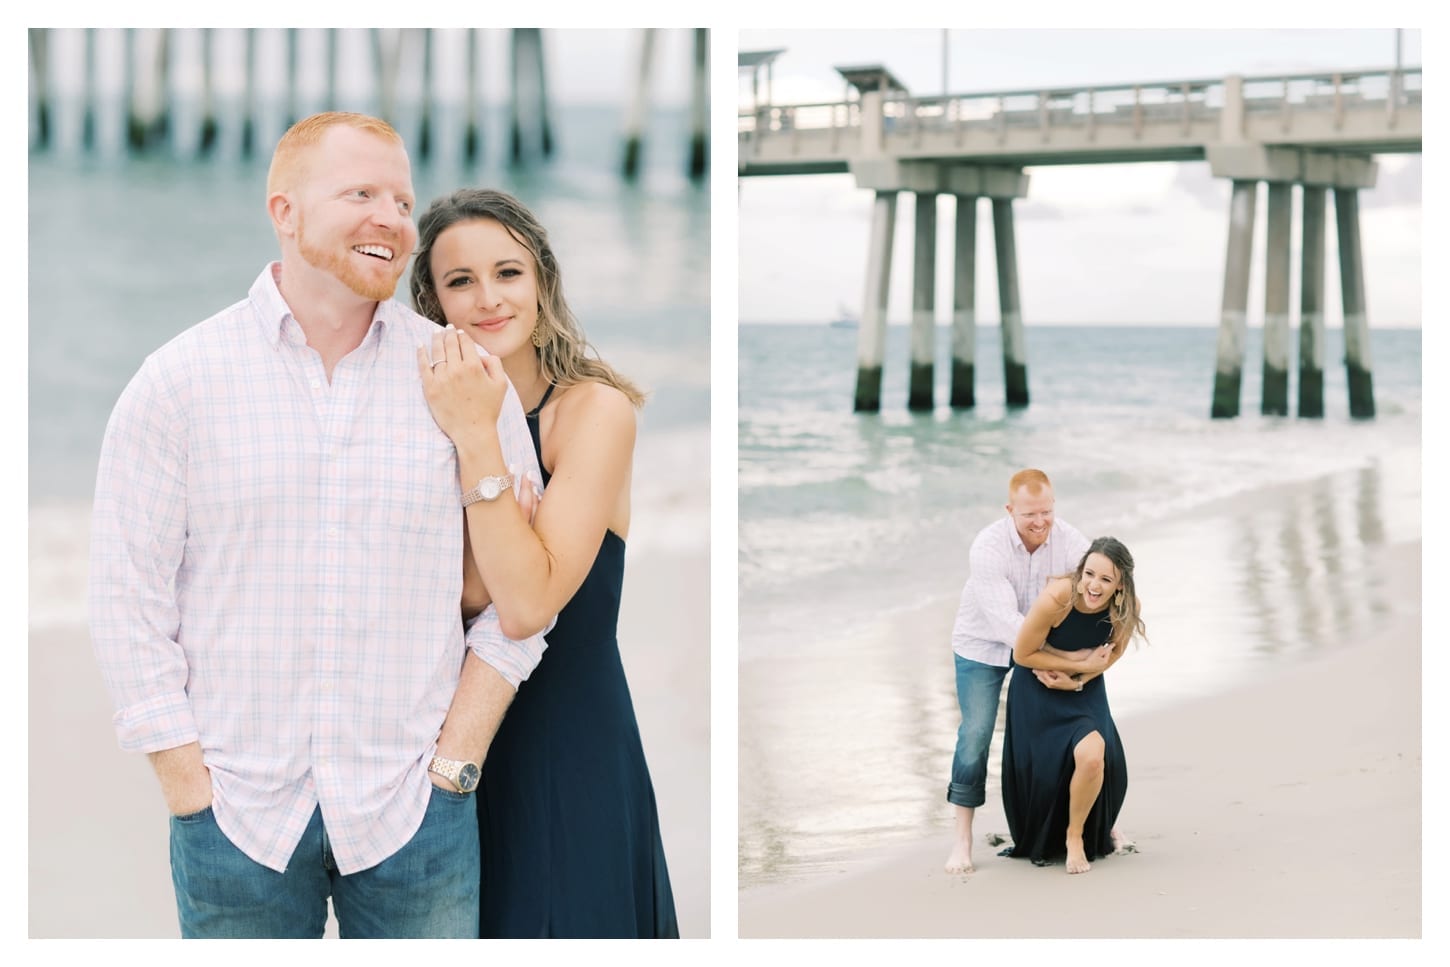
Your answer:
[171,805,215,824]
[429,785,473,805]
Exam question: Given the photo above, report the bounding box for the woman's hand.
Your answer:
[417,326,510,444]
[1082,643,1114,674]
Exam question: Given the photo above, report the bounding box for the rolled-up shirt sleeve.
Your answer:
[88,357,199,752]
[462,374,552,685]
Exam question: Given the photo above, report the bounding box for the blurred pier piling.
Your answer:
[30,27,709,182]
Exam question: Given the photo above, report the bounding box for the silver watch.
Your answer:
[462,473,514,507]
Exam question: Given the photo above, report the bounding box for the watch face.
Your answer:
[481,478,504,500]
[457,762,481,793]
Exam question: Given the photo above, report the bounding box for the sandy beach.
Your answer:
[739,536,1423,939]
[27,536,710,939]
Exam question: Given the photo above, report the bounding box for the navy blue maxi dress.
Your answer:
[476,384,679,937]
[1000,603,1127,865]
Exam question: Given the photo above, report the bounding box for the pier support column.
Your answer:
[949,194,978,409]
[464,28,481,162]
[622,29,655,178]
[199,28,218,154]
[688,28,708,180]
[29,29,49,150]
[241,28,258,157]
[854,191,898,412]
[1261,182,1292,415]
[1297,186,1327,418]
[417,28,434,159]
[992,198,1028,407]
[1211,180,1257,418]
[908,192,938,411]
[1335,188,1375,419]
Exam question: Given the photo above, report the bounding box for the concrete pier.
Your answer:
[417,28,434,159]
[283,28,299,130]
[622,29,656,178]
[198,28,218,155]
[464,29,482,162]
[1211,180,1257,418]
[29,29,49,149]
[1261,181,1292,415]
[689,28,709,180]
[1298,186,1327,418]
[992,198,1028,406]
[1335,188,1376,418]
[950,194,978,408]
[510,29,554,164]
[854,191,898,412]
[240,28,257,157]
[81,28,97,150]
[908,192,938,411]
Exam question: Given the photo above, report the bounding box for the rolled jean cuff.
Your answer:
[946,781,985,809]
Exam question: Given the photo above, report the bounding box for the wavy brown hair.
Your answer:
[410,188,646,408]
[1067,536,1148,650]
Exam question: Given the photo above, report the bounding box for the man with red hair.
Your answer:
[943,469,1090,874]
[90,113,546,937]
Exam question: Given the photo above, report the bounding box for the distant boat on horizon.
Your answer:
[829,304,858,328]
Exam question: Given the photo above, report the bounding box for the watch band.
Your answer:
[428,755,479,793]
[462,472,515,508]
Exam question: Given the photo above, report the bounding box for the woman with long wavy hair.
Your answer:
[411,188,677,937]
[1000,536,1147,874]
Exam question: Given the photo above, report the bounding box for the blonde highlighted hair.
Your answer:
[1067,536,1149,650]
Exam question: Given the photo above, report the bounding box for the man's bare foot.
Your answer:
[1065,836,1091,874]
[944,839,975,874]
[1110,829,1137,855]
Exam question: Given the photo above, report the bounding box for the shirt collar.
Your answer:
[251,261,396,349]
[1008,518,1052,553]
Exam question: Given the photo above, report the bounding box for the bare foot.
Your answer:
[944,839,975,874]
[1065,835,1091,874]
[1110,829,1137,855]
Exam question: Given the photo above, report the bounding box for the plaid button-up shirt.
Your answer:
[951,516,1090,667]
[89,263,546,874]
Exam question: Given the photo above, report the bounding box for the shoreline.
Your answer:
[739,541,1422,938]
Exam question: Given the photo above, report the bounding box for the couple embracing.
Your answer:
[945,469,1147,875]
[89,112,677,938]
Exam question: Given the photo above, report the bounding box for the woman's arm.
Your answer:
[1012,579,1113,674]
[421,329,634,639]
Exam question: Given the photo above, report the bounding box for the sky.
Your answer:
[737,28,1423,327]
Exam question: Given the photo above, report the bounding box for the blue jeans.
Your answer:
[169,785,479,938]
[947,655,1009,809]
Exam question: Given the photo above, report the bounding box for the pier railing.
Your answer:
[739,67,1422,165]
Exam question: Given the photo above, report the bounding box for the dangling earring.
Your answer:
[531,326,546,348]
[1114,590,1125,608]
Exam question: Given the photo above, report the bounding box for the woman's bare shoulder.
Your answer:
[552,380,637,444]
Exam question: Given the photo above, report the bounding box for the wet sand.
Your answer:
[739,538,1422,938]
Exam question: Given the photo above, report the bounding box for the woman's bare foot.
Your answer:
[1065,835,1091,874]
[944,840,975,874]
[1110,828,1137,855]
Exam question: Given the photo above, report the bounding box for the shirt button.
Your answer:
[327,527,339,538]
[310,379,321,390]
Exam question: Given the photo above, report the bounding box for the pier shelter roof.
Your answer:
[833,64,910,97]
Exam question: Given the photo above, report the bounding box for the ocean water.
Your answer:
[737,320,1421,885]
[28,104,710,630]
